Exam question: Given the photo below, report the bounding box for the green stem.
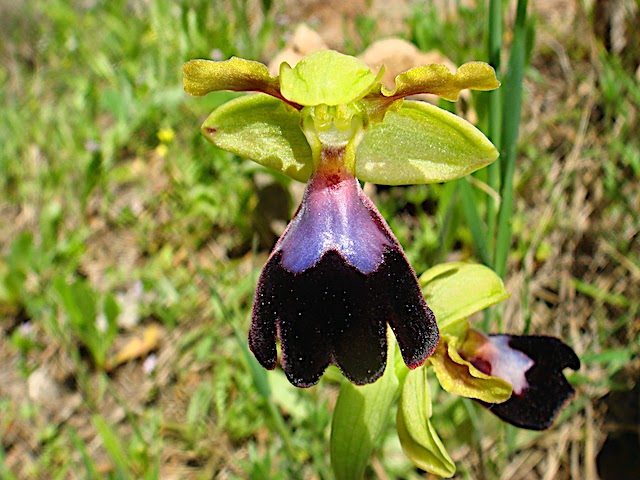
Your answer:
[494,0,528,279]
[485,0,503,254]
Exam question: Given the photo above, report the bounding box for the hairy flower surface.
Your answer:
[183,50,500,386]
[459,329,581,430]
[250,148,437,386]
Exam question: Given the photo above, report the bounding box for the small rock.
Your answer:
[268,24,328,75]
[27,367,62,405]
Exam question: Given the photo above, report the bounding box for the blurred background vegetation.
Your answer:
[0,0,638,478]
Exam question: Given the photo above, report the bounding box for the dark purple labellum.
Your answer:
[249,149,439,387]
[465,334,580,430]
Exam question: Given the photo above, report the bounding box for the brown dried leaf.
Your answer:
[105,324,162,371]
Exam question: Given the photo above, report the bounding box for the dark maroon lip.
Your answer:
[249,162,439,387]
[250,247,438,387]
[469,334,581,430]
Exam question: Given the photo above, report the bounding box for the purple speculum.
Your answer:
[278,151,392,275]
[249,147,439,387]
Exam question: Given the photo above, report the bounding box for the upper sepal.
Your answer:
[356,101,499,185]
[201,93,313,182]
[279,50,382,106]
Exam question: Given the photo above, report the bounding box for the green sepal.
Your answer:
[382,61,500,102]
[183,57,284,101]
[280,50,381,106]
[429,333,513,403]
[356,101,498,185]
[396,367,456,478]
[201,93,313,182]
[419,262,509,335]
[330,339,400,480]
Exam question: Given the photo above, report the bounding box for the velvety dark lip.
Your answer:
[249,147,439,387]
[474,335,580,430]
[250,245,438,387]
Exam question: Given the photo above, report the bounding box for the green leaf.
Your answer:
[103,294,120,329]
[280,50,380,106]
[201,93,313,182]
[382,61,500,102]
[82,151,102,208]
[396,368,455,478]
[182,57,281,99]
[268,370,307,420]
[53,277,97,331]
[356,102,498,185]
[54,278,116,368]
[1,232,33,304]
[429,334,512,403]
[419,262,509,334]
[330,343,400,480]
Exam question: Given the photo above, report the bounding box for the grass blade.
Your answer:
[68,428,100,479]
[485,0,503,248]
[92,415,132,479]
[459,177,491,266]
[494,0,529,278]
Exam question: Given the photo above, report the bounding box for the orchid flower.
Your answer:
[420,263,580,433]
[458,330,580,430]
[183,50,500,387]
[332,262,581,478]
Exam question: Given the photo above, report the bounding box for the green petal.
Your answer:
[356,101,498,185]
[429,334,513,403]
[382,61,500,102]
[331,341,400,480]
[397,368,456,478]
[280,50,380,106]
[419,262,509,335]
[201,93,312,182]
[183,57,283,100]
